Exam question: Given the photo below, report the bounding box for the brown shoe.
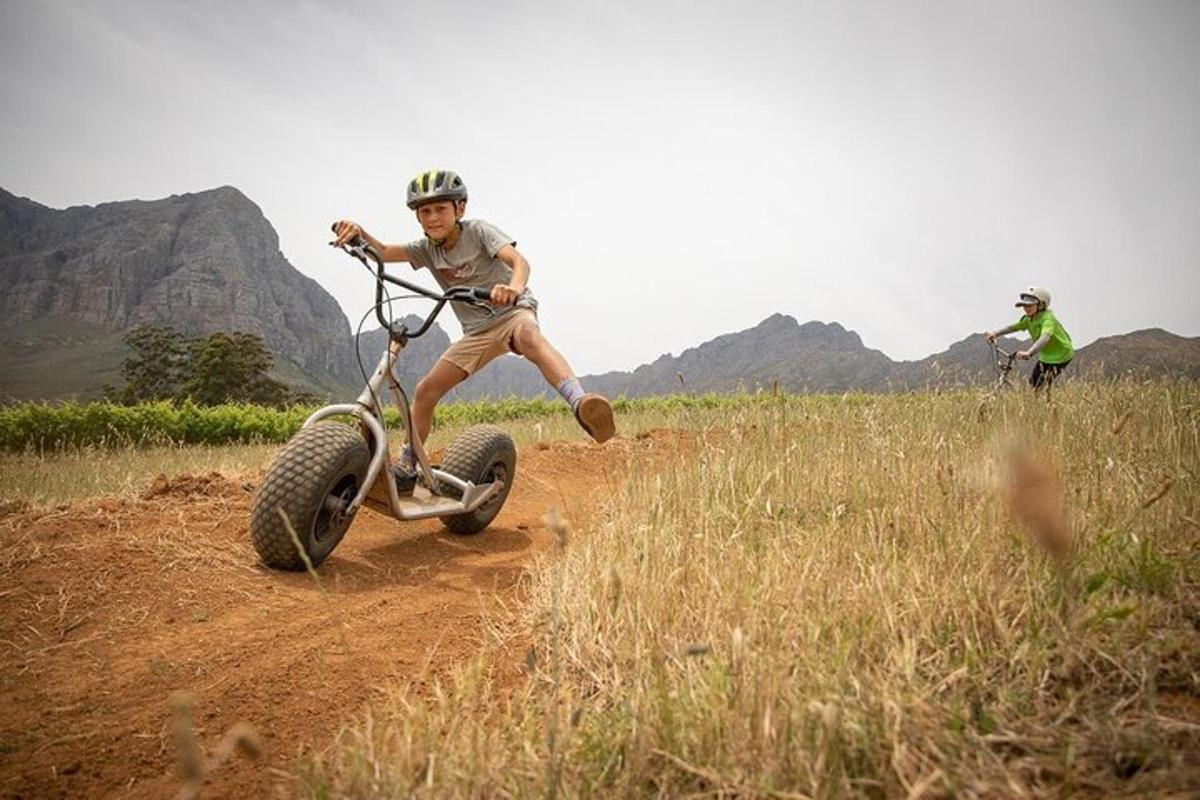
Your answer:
[575,393,615,443]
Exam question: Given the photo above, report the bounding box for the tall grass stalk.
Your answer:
[305,379,1200,798]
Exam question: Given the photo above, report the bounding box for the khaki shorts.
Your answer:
[440,309,539,376]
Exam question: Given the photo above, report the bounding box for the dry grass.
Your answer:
[302,379,1200,798]
[0,442,280,506]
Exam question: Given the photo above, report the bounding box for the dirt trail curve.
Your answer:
[0,435,661,799]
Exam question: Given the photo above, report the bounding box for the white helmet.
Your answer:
[1015,286,1051,309]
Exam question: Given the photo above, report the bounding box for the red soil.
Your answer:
[0,433,673,799]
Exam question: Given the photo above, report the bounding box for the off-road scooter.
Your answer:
[248,230,516,570]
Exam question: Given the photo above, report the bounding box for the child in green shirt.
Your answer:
[985,286,1074,390]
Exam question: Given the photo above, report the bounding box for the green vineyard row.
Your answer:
[0,393,779,451]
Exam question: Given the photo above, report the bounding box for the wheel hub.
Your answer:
[317,480,358,540]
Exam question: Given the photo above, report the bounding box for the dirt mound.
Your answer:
[0,435,654,799]
[0,498,32,519]
[141,471,251,500]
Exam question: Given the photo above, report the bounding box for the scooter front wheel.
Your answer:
[250,423,369,570]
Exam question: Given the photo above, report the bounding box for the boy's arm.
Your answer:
[984,322,1021,342]
[490,244,530,305]
[1022,332,1052,358]
[1020,317,1055,358]
[332,221,413,264]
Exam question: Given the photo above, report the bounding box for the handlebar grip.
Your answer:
[472,287,493,301]
[330,222,365,248]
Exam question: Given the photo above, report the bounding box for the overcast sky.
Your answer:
[2,0,1198,373]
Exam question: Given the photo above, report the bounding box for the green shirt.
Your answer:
[1013,310,1074,364]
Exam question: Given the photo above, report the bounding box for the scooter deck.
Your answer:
[362,476,501,521]
[392,485,469,520]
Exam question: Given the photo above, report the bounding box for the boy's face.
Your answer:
[416,200,465,240]
[1020,302,1039,317]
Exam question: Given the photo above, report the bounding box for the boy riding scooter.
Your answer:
[333,169,615,488]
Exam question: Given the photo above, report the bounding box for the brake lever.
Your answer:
[338,244,371,271]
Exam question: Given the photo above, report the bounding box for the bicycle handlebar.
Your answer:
[330,223,492,339]
[990,341,1018,380]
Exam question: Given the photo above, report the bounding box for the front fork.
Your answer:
[384,338,439,491]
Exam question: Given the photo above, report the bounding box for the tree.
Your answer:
[114,325,195,403]
[113,327,305,407]
[182,331,291,406]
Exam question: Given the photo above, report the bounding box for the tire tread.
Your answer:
[250,423,369,570]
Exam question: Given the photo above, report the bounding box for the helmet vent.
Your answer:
[405,169,468,209]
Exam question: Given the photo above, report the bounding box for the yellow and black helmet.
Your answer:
[406,169,468,209]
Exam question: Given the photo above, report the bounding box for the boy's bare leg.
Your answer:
[412,358,469,446]
[513,323,615,443]
[512,323,573,385]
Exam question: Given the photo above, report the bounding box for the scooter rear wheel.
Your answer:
[437,424,516,535]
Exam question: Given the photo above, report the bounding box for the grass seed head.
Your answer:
[226,722,263,760]
[1005,447,1073,561]
[170,692,205,789]
[545,507,570,550]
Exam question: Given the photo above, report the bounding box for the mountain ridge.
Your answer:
[3,185,1197,403]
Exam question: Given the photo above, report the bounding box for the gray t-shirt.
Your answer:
[405,219,538,335]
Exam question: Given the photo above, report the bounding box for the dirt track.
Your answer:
[0,435,653,799]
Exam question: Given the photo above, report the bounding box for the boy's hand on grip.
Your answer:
[490,284,521,306]
[330,220,364,248]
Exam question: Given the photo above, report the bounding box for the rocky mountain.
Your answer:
[0,186,356,400]
[1074,328,1200,379]
[590,314,896,396]
[427,314,927,402]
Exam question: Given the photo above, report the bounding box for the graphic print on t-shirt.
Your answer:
[442,262,476,280]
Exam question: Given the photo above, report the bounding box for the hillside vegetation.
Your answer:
[303,379,1199,798]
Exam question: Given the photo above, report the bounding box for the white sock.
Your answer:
[557,377,585,411]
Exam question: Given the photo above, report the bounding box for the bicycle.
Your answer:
[988,341,1018,395]
[248,230,516,570]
